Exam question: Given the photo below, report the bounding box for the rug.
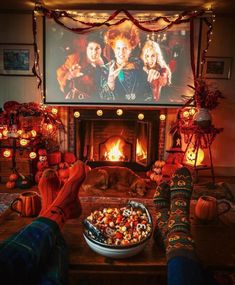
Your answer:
[193,182,235,202]
[0,193,19,216]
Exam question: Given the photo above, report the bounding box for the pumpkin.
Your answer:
[146,170,152,178]
[37,161,49,171]
[47,151,62,165]
[63,152,76,164]
[6,181,15,189]
[59,162,69,169]
[38,149,47,156]
[154,160,165,168]
[194,196,217,221]
[9,173,18,182]
[185,147,204,166]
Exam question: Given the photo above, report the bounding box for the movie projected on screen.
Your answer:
[44,11,196,106]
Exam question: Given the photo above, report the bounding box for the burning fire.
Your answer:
[136,139,147,160]
[104,139,125,161]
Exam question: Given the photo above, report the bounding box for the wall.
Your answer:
[0,12,235,176]
[0,13,42,106]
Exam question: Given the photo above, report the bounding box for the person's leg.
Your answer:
[0,217,62,285]
[166,167,219,285]
[0,160,85,285]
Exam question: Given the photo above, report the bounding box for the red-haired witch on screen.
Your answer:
[99,22,154,103]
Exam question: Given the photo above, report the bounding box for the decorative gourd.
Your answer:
[63,152,76,164]
[38,149,47,156]
[194,196,217,221]
[47,151,62,165]
[9,173,18,182]
[6,181,15,189]
[37,161,49,171]
[59,162,69,169]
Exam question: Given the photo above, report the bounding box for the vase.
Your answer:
[193,108,212,128]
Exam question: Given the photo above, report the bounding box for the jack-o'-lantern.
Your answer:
[185,148,204,166]
[3,149,12,158]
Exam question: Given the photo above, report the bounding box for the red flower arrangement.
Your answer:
[188,78,225,110]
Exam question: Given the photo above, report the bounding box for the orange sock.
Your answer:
[38,169,61,215]
[40,161,86,229]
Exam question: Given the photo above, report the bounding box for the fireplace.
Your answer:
[69,109,163,171]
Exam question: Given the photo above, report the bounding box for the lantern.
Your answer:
[97,110,103,117]
[185,147,204,166]
[2,129,8,137]
[116,109,123,116]
[29,152,37,159]
[138,113,144,120]
[17,129,23,136]
[20,139,28,146]
[31,130,37,137]
[0,132,2,139]
[3,149,12,158]
[159,114,166,121]
[74,111,80,118]
[51,108,58,115]
[42,122,55,135]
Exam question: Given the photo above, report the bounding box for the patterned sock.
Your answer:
[166,167,197,261]
[153,181,170,248]
[38,169,61,215]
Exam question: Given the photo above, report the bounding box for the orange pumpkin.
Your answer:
[37,161,49,171]
[38,149,47,156]
[47,151,62,165]
[194,196,217,221]
[63,152,76,164]
[9,173,18,182]
[6,181,15,189]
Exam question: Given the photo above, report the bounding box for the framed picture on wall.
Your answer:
[203,56,232,79]
[0,43,34,76]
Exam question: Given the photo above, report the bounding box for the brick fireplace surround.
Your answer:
[67,107,167,171]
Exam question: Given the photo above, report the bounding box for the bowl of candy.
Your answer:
[83,201,153,259]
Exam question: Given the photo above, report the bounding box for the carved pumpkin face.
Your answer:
[185,148,204,166]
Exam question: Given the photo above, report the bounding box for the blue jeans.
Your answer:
[168,256,219,285]
[0,217,68,285]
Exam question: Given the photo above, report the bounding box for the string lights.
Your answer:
[31,4,214,98]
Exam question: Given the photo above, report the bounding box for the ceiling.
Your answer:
[1,0,235,16]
